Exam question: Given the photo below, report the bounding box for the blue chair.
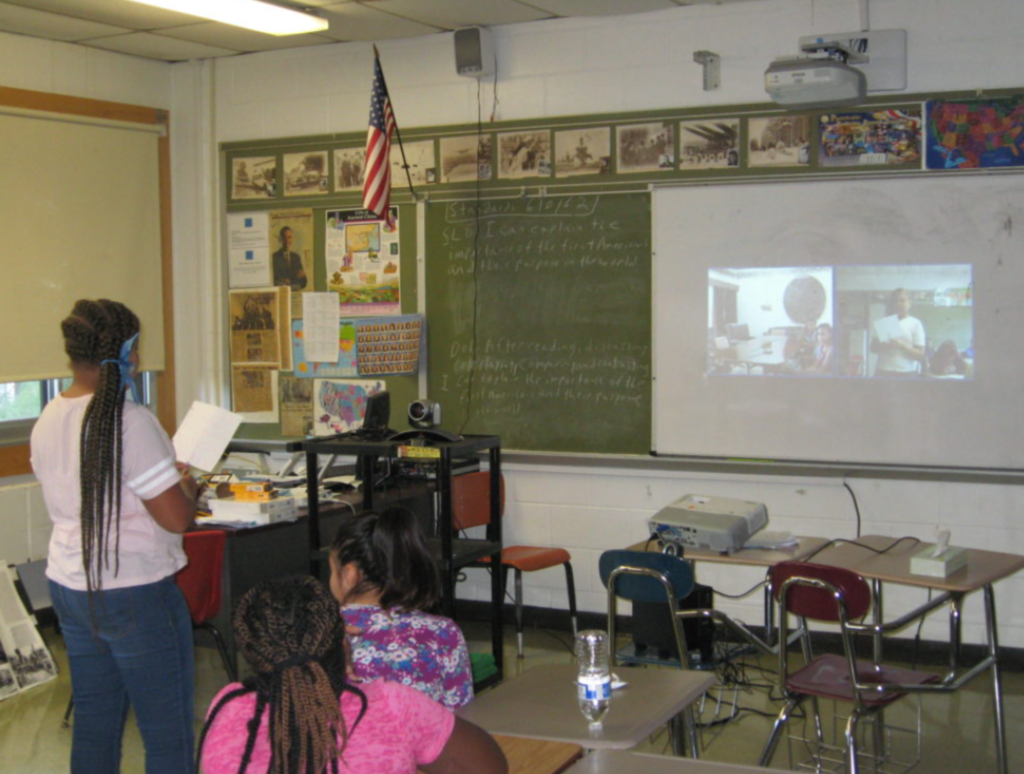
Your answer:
[598,549,706,757]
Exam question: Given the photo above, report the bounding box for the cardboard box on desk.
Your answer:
[209,495,297,526]
[910,545,967,578]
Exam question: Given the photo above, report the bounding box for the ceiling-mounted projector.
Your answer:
[764,57,866,108]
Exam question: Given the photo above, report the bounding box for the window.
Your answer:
[0,374,157,445]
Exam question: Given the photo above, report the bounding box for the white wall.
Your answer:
[186,0,1024,650]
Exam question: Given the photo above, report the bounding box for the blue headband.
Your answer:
[101,332,141,404]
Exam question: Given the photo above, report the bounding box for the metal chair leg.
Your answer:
[513,568,525,659]
[846,709,864,774]
[563,561,578,638]
[760,697,800,766]
[62,697,74,728]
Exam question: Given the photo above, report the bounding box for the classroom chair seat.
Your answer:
[452,471,578,659]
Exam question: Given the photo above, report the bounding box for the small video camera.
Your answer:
[408,399,441,429]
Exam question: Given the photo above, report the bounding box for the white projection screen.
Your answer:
[653,175,1024,471]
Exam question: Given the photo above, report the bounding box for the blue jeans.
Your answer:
[50,576,196,774]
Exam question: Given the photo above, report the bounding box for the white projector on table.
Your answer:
[648,495,768,555]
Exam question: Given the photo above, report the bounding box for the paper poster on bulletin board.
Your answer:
[313,378,385,435]
[325,207,400,316]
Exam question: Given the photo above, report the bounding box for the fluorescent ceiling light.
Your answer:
[126,0,329,36]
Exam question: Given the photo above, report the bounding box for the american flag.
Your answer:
[363,53,396,226]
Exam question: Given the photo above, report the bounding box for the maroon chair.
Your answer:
[177,529,237,683]
[452,471,578,659]
[760,561,939,774]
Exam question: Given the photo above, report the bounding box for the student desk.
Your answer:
[565,749,769,774]
[492,735,584,774]
[806,535,1024,774]
[457,663,716,751]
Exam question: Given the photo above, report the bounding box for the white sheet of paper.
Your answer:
[227,212,271,288]
[173,400,244,472]
[303,292,341,363]
[873,314,903,343]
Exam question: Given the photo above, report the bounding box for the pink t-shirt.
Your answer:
[31,394,186,590]
[201,679,455,774]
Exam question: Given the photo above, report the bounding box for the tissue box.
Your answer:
[910,545,967,578]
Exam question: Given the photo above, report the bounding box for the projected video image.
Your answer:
[708,264,973,379]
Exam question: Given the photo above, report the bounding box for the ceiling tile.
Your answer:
[80,31,238,61]
[2,0,201,29]
[0,2,128,40]
[157,22,335,53]
[527,0,680,16]
[368,0,554,30]
[318,2,443,42]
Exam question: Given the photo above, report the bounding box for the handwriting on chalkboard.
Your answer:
[426,193,652,453]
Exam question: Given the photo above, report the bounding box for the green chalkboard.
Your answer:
[425,193,651,454]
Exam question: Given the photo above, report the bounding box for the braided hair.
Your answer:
[329,507,441,613]
[198,576,367,774]
[61,299,140,592]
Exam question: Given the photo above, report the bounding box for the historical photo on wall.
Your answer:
[279,374,314,436]
[679,119,740,169]
[616,121,675,173]
[554,127,611,177]
[283,151,329,196]
[334,147,366,192]
[267,209,313,315]
[230,364,278,419]
[748,116,810,168]
[228,288,282,366]
[820,109,922,167]
[0,566,57,702]
[231,156,277,199]
[497,130,551,179]
[439,134,493,183]
[390,139,436,186]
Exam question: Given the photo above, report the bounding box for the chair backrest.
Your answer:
[599,550,695,604]
[175,530,227,625]
[451,471,505,532]
[771,561,871,622]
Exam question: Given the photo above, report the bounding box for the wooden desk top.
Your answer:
[566,749,768,774]
[493,734,583,774]
[457,663,716,751]
[807,535,1024,593]
[626,536,832,568]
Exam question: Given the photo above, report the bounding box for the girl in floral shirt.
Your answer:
[329,508,474,709]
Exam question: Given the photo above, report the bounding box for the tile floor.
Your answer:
[1,622,1022,773]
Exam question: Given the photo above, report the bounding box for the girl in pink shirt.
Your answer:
[198,576,506,774]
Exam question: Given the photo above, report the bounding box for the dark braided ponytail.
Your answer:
[198,576,367,774]
[61,299,140,593]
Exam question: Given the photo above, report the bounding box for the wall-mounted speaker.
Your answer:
[454,26,494,78]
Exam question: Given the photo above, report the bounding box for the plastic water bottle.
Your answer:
[575,630,611,726]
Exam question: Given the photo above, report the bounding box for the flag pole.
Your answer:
[373,45,416,199]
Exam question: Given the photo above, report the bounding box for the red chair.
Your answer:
[760,561,939,774]
[177,529,237,683]
[452,471,578,659]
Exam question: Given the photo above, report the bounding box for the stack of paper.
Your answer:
[208,495,297,526]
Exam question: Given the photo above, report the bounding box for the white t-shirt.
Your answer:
[876,315,926,374]
[31,394,187,591]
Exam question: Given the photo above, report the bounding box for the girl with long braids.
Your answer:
[30,299,199,774]
[199,576,507,774]
[328,508,473,710]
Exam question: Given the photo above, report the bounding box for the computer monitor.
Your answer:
[362,390,390,434]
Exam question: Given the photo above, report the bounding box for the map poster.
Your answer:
[819,108,922,167]
[313,378,385,436]
[325,207,400,316]
[926,96,1024,169]
[291,319,359,379]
